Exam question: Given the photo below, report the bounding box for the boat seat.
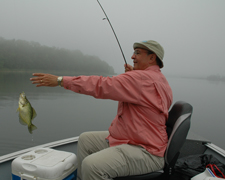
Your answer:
[114,101,193,180]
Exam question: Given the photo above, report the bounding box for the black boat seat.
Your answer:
[114,101,193,180]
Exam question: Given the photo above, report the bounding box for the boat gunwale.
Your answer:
[0,136,79,163]
[205,142,225,157]
[1,136,225,164]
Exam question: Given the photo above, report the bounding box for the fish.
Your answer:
[16,92,37,134]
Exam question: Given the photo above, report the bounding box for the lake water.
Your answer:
[0,72,225,156]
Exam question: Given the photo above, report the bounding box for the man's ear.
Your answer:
[150,54,157,61]
[149,54,157,65]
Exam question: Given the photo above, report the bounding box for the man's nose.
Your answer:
[131,53,135,59]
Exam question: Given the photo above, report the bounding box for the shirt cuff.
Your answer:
[63,76,76,90]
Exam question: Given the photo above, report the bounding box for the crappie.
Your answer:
[16,92,37,134]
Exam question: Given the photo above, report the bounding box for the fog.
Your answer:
[1,0,225,77]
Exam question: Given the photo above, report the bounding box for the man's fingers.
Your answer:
[32,73,45,76]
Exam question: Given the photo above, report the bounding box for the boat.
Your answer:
[1,129,225,179]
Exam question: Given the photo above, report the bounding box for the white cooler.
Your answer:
[11,148,77,180]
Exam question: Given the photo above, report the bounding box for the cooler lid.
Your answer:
[32,151,72,167]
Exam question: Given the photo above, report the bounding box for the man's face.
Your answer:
[131,48,152,70]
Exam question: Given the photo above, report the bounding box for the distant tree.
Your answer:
[0,37,115,75]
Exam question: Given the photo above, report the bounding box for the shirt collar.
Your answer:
[145,65,160,71]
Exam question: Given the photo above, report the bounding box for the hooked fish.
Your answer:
[16,92,37,134]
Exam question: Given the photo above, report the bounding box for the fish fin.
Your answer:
[16,107,20,112]
[31,107,37,120]
[19,117,27,126]
[18,113,27,125]
[28,124,37,134]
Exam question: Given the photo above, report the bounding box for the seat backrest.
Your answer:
[165,101,193,165]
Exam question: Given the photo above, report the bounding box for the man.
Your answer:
[30,40,173,180]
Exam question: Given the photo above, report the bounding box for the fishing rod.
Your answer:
[96,0,127,65]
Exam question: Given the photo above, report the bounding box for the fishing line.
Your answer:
[96,0,127,66]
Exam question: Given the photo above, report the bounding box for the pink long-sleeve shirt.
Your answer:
[63,65,173,157]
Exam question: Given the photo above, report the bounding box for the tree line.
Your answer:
[0,37,115,74]
[207,74,225,82]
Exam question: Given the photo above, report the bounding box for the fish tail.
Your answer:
[28,123,37,134]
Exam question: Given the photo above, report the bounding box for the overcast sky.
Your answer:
[1,0,225,77]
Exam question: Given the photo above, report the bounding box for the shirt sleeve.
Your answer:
[63,72,144,104]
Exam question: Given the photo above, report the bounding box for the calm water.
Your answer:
[0,72,225,156]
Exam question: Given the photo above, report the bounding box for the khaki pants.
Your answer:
[77,131,165,180]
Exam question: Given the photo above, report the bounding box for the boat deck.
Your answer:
[170,139,208,180]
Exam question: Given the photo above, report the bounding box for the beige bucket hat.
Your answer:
[133,40,164,68]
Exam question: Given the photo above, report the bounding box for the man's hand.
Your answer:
[124,64,133,72]
[30,73,60,87]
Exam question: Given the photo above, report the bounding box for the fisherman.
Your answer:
[30,40,173,180]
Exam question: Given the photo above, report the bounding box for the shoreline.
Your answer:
[0,69,117,76]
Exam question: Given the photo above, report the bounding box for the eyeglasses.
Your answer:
[133,49,154,55]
